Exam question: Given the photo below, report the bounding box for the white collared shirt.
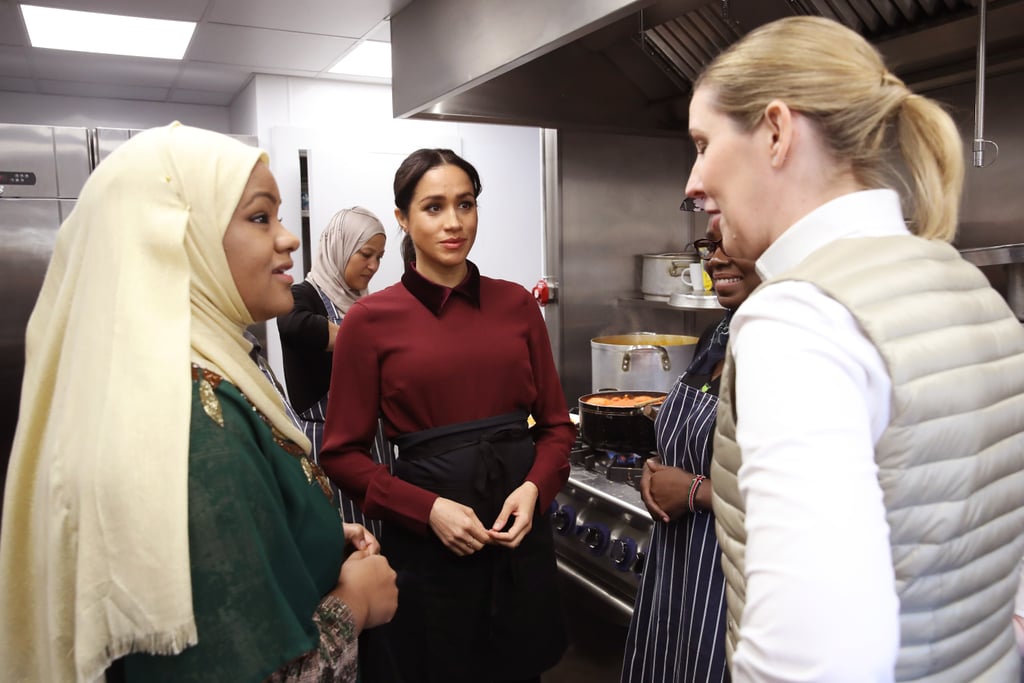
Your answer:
[729,190,906,682]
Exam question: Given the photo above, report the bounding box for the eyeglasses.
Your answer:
[679,197,705,212]
[692,238,727,260]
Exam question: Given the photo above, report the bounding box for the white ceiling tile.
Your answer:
[168,87,235,106]
[36,78,170,100]
[0,0,402,106]
[365,20,392,42]
[0,75,37,92]
[175,62,251,91]
[0,3,28,46]
[0,46,32,76]
[188,23,355,72]
[206,0,403,38]
[29,50,181,86]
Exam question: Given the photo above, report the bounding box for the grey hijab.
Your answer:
[305,206,385,313]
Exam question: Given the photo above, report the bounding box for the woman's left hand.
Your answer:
[487,481,538,548]
[343,522,381,555]
[647,461,693,521]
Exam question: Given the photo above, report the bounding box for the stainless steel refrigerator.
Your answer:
[1,125,259,512]
[1,124,90,500]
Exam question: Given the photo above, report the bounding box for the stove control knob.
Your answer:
[551,505,576,535]
[633,549,646,575]
[577,522,610,555]
[610,536,638,571]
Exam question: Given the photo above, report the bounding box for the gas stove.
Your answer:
[549,439,654,624]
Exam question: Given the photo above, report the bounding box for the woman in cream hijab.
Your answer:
[0,122,396,683]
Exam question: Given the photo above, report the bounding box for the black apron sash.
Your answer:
[380,411,567,682]
[393,411,530,525]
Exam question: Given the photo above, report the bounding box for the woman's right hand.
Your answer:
[640,457,670,522]
[428,497,492,557]
[642,458,692,522]
[333,550,398,634]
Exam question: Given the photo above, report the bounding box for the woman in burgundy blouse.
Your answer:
[318,148,576,683]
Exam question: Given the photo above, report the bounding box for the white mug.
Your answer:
[680,262,709,293]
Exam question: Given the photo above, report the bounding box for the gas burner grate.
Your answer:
[607,450,646,468]
[606,464,644,489]
[569,443,655,489]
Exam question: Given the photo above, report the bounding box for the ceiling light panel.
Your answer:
[20,4,196,60]
[329,40,391,78]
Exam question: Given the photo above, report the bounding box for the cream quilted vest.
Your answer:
[712,235,1024,682]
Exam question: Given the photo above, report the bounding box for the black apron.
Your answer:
[380,411,567,683]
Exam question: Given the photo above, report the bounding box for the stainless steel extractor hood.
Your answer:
[390,0,1024,134]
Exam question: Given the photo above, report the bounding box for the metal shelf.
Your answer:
[617,295,723,312]
[959,243,1024,267]
[960,243,1024,320]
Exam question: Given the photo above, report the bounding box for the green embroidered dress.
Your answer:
[118,368,356,682]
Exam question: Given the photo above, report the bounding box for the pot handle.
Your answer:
[621,345,671,372]
[668,260,691,277]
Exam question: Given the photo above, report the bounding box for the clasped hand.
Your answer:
[343,522,380,555]
[641,457,693,523]
[334,523,397,634]
[429,481,539,556]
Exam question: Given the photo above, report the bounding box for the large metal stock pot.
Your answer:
[591,333,699,393]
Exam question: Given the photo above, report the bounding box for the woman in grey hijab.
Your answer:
[278,207,390,528]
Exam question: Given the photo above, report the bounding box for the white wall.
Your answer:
[0,91,230,131]
[248,75,544,290]
[228,77,258,135]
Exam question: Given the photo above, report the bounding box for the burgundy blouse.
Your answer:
[319,261,576,534]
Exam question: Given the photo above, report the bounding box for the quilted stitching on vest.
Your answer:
[712,236,1024,682]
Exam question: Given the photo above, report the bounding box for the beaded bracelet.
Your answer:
[688,474,706,514]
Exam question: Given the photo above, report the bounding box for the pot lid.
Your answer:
[592,333,699,347]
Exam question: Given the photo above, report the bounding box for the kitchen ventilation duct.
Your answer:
[391,0,1024,134]
[641,0,1015,87]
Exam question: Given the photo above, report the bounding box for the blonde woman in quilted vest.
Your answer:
[683,15,1024,683]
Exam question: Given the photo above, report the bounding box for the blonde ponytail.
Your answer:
[696,16,964,243]
[897,94,963,241]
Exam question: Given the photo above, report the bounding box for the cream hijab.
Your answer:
[0,122,309,683]
[305,206,385,314]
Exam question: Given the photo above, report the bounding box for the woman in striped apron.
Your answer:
[621,214,759,683]
[277,207,392,533]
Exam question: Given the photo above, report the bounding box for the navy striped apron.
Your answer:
[301,285,393,537]
[621,372,729,683]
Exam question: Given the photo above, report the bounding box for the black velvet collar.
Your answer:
[401,260,482,316]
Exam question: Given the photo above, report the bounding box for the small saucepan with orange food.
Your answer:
[577,390,668,453]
